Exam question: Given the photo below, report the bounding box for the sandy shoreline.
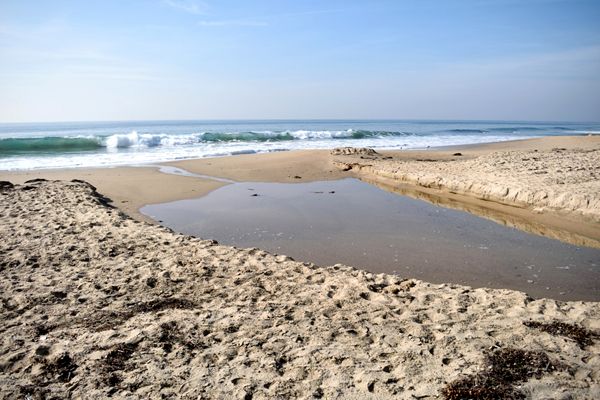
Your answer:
[1,179,599,398]
[332,137,600,223]
[1,136,598,241]
[0,150,346,223]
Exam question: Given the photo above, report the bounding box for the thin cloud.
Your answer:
[194,8,348,28]
[270,8,350,19]
[163,0,208,15]
[197,19,268,27]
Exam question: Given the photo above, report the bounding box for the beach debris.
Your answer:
[0,181,14,191]
[43,353,78,383]
[146,276,157,288]
[453,152,462,156]
[35,345,51,357]
[104,343,138,373]
[523,320,597,348]
[442,348,565,399]
[331,147,379,156]
[102,342,139,388]
[24,178,48,184]
[293,175,302,179]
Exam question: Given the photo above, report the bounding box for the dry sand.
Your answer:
[0,166,225,223]
[1,179,599,399]
[332,136,600,222]
[0,150,345,223]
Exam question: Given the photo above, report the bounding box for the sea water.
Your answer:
[1,119,599,170]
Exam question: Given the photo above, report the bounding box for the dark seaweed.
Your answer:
[524,320,596,348]
[442,348,564,400]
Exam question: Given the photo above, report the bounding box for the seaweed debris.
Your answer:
[101,342,139,388]
[442,348,565,400]
[43,353,78,383]
[524,320,596,348]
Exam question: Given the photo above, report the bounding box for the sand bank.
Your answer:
[0,180,598,399]
[0,166,225,223]
[333,136,600,222]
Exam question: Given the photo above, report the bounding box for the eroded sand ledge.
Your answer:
[1,180,599,399]
[332,143,600,223]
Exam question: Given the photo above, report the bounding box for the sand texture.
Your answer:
[0,166,226,223]
[332,142,600,223]
[1,180,599,399]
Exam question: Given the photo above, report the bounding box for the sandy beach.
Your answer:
[1,178,599,399]
[2,135,598,240]
[1,136,599,398]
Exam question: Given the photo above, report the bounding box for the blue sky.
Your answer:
[0,0,599,122]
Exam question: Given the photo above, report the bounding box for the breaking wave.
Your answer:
[0,129,419,154]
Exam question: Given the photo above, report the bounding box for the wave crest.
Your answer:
[0,137,102,155]
[0,124,571,156]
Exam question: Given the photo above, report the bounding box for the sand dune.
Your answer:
[1,180,598,399]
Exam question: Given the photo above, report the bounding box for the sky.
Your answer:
[0,0,599,123]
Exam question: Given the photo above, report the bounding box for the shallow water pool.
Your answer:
[142,178,600,301]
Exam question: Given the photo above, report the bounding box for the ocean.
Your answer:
[0,119,598,170]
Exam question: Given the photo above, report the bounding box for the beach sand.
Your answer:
[1,136,599,398]
[1,136,598,241]
[1,179,599,399]
[332,136,600,223]
[0,150,345,223]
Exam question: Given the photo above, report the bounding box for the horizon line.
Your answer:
[1,117,599,125]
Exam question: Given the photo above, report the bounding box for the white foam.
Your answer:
[105,131,140,148]
[104,131,205,149]
[286,129,354,139]
[0,133,538,171]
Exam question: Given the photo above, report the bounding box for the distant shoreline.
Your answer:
[2,119,599,170]
[1,135,599,244]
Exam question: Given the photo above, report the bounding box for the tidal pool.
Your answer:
[142,178,600,301]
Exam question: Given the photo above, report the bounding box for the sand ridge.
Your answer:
[1,180,599,399]
[332,143,600,223]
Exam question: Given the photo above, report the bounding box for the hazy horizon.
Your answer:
[1,0,599,123]
[2,117,600,126]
